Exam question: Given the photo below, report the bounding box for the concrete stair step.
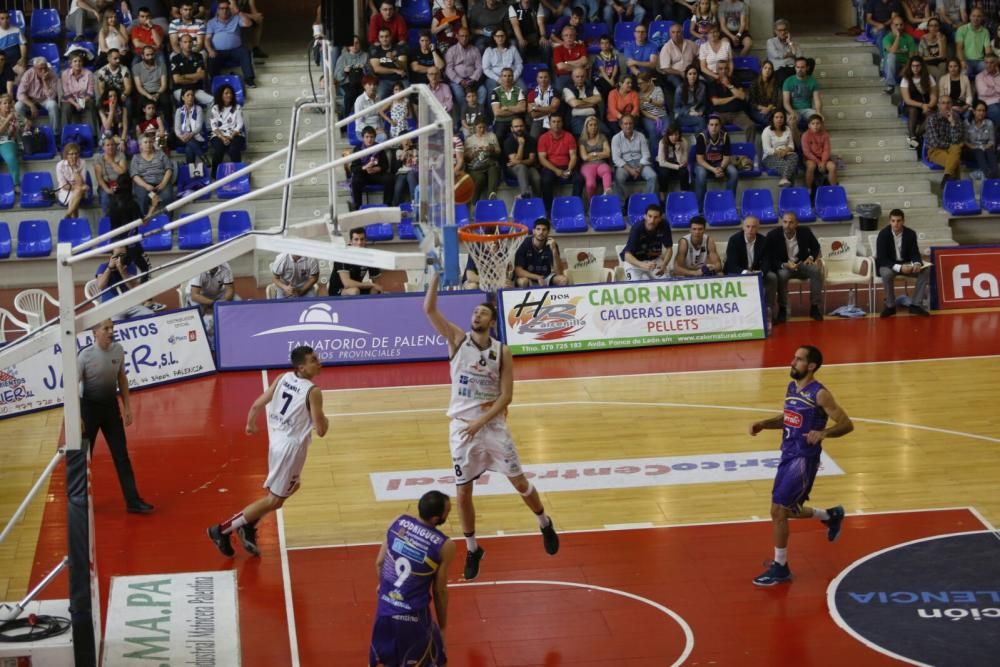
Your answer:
[813,63,880,79]
[824,118,906,131]
[836,147,918,164]
[812,52,876,66]
[825,91,898,108]
[843,181,932,195]
[830,134,910,150]
[847,193,940,210]
[816,77,885,89]
[824,105,900,121]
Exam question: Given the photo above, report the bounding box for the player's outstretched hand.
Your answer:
[749,422,764,436]
[246,421,258,435]
[806,430,825,445]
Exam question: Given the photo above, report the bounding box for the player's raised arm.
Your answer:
[245,375,281,434]
[433,539,456,634]
[423,271,466,350]
[308,386,329,437]
[749,413,786,436]
[808,388,854,444]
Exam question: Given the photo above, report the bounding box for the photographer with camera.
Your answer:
[95,245,155,319]
[106,173,166,312]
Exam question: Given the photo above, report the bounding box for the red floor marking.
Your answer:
[290,509,986,666]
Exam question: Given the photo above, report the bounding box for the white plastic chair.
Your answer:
[84,279,101,306]
[14,288,59,331]
[0,307,29,342]
[818,236,875,312]
[566,267,615,285]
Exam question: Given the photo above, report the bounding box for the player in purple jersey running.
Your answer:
[370,490,456,667]
[748,345,854,586]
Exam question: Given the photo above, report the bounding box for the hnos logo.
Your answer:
[952,264,1000,299]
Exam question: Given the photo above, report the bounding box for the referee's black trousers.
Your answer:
[75,399,142,506]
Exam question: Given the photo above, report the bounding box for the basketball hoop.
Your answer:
[457,222,529,293]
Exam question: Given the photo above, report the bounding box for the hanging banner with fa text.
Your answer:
[0,308,215,420]
[498,274,768,355]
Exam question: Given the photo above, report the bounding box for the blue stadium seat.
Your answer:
[10,10,25,32]
[20,172,55,208]
[683,18,692,39]
[777,187,816,222]
[22,127,57,160]
[511,197,546,227]
[581,22,608,53]
[815,186,854,221]
[522,62,547,90]
[57,216,92,247]
[920,141,943,170]
[589,194,625,231]
[740,189,778,224]
[216,162,250,199]
[346,122,363,147]
[358,204,394,241]
[733,55,762,77]
[550,196,587,233]
[211,74,245,106]
[626,192,660,226]
[406,28,423,52]
[397,202,417,240]
[0,222,10,258]
[704,190,740,227]
[730,142,761,177]
[649,20,674,48]
[474,199,509,223]
[16,220,53,257]
[218,210,252,241]
[61,124,95,157]
[454,203,470,227]
[28,42,60,71]
[0,174,14,209]
[82,172,94,207]
[29,8,61,42]
[177,216,213,249]
[177,163,212,200]
[942,179,981,216]
[97,216,112,247]
[613,21,638,50]
[665,191,699,228]
[141,214,173,252]
[399,0,432,27]
[980,179,1000,214]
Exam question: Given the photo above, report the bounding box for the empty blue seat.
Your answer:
[730,142,761,177]
[626,192,660,227]
[0,174,14,210]
[921,141,943,170]
[613,21,638,50]
[29,8,61,41]
[682,18,692,39]
[777,187,816,222]
[0,222,10,258]
[550,196,587,233]
[474,199,508,223]
[346,122,363,147]
[740,189,778,224]
[211,74,245,106]
[141,214,173,252]
[177,163,212,200]
[22,127,57,160]
[61,124,95,157]
[216,162,250,199]
[511,197,546,227]
[733,55,762,75]
[57,216,92,247]
[358,204,394,241]
[10,10,25,32]
[522,62,547,90]
[589,194,625,231]
[665,191,698,228]
[96,215,112,247]
[16,220,53,257]
[454,203,470,227]
[581,22,608,53]
[28,42,60,71]
[177,216,213,249]
[942,179,981,216]
[397,202,417,240]
[648,20,674,47]
[981,179,1000,213]
[20,172,55,208]
[704,190,740,227]
[814,186,853,221]
[399,0,432,27]
[218,210,252,241]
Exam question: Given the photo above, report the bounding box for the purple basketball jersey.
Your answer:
[780,380,828,459]
[376,515,448,617]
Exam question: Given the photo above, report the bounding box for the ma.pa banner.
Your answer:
[0,308,214,419]
[213,292,486,369]
[498,275,767,355]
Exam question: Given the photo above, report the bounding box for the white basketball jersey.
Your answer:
[683,232,710,270]
[267,372,316,449]
[447,334,503,420]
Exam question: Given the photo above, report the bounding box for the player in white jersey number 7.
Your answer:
[423,272,559,580]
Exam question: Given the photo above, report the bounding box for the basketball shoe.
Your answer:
[753,561,792,586]
[464,547,485,581]
[823,505,845,542]
[207,525,235,557]
[237,523,260,556]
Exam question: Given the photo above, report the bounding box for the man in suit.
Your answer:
[765,211,824,323]
[724,215,777,316]
[875,208,931,317]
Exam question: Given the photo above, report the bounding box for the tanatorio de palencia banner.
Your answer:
[498,274,767,355]
[0,308,215,419]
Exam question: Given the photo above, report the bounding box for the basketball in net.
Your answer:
[457,222,529,293]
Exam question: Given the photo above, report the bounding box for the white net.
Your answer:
[458,223,528,293]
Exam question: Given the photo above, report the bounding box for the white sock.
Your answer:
[813,508,830,521]
[535,510,550,529]
[774,547,788,565]
[464,532,478,552]
[220,512,247,535]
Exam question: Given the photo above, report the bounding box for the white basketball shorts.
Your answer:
[264,438,309,498]
[448,418,523,485]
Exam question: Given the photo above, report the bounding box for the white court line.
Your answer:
[451,579,694,667]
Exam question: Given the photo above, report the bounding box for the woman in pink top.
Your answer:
[801,114,838,193]
[606,75,640,136]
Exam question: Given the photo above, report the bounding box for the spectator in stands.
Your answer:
[169,1,206,54]
[900,0,932,39]
[674,64,707,133]
[0,94,22,188]
[900,55,935,149]
[760,109,797,187]
[611,114,657,197]
[802,114,838,194]
[707,60,756,144]
[699,25,732,82]
[60,54,98,134]
[724,216,776,313]
[528,68,560,138]
[137,101,168,148]
[381,80,413,138]
[508,0,549,63]
[977,54,1000,128]
[133,45,171,122]
[16,58,59,133]
[433,0,467,52]
[0,54,12,97]
[939,58,973,118]
[717,0,752,56]
[625,23,658,79]
[353,76,385,141]
[636,71,668,156]
[207,84,244,165]
[206,0,256,88]
[350,125,392,210]
[483,28,524,98]
[553,25,589,91]
[966,100,997,180]
[537,114,583,210]
[98,89,129,143]
[68,0,104,43]
[0,10,26,78]
[335,36,369,119]
[748,60,781,129]
[563,66,601,136]
[782,56,822,135]
[918,17,947,81]
[468,0,509,52]
[174,88,206,165]
[232,0,265,59]
[924,95,965,181]
[690,0,718,45]
[592,34,621,97]
[130,133,174,214]
[98,10,131,67]
[460,88,485,136]
[130,6,166,61]
[171,34,212,106]
[549,6,583,48]
[97,49,134,118]
[329,227,384,296]
[621,203,671,281]
[607,75,639,136]
[445,26,486,107]
[189,262,237,339]
[956,7,989,77]
[368,0,407,46]
[659,22,698,93]
[673,216,721,276]
[603,0,645,33]
[270,253,319,299]
[55,143,91,219]
[514,218,567,287]
[410,31,445,86]
[937,0,967,42]
[504,116,541,199]
[95,134,128,213]
[97,247,156,318]
[765,211,823,323]
[369,27,408,99]
[694,115,738,210]
[464,115,501,203]
[424,68,453,120]
[579,115,613,202]
[883,15,916,95]
[656,123,690,197]
[767,19,805,86]
[866,0,901,55]
[875,208,930,317]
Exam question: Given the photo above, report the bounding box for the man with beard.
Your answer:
[748,345,853,586]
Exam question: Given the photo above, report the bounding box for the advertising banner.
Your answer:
[0,308,214,419]
[498,275,767,355]
[213,291,486,370]
[932,245,1000,310]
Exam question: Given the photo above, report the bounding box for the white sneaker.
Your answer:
[906,137,919,149]
[778,178,791,187]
